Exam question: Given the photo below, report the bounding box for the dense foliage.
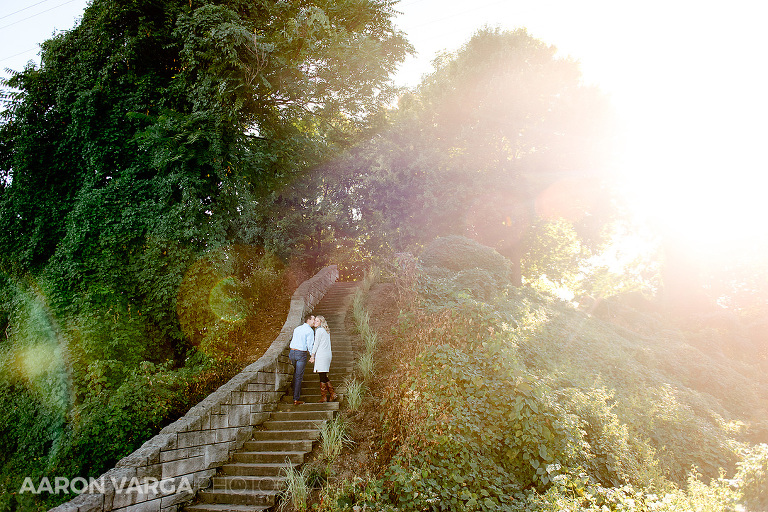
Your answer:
[324,240,767,511]
[209,28,620,282]
[306,28,618,284]
[0,0,408,509]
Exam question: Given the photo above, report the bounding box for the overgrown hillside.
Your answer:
[309,237,768,512]
[0,247,297,511]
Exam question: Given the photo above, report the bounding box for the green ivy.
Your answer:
[381,344,580,510]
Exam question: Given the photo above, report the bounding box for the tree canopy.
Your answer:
[0,0,409,269]
[311,27,617,284]
[0,0,410,349]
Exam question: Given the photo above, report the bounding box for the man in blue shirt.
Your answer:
[289,314,316,405]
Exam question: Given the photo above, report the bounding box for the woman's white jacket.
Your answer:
[311,327,332,373]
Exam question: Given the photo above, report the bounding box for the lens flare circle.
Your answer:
[208,276,247,323]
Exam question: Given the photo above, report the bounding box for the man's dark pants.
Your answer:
[289,349,309,402]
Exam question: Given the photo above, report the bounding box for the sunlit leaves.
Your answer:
[315,27,615,288]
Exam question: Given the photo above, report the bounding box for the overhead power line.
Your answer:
[0,47,38,64]
[0,0,59,21]
[0,0,80,31]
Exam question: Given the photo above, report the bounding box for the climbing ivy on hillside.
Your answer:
[382,345,580,510]
[359,242,768,512]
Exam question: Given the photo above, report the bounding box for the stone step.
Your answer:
[293,383,348,393]
[300,372,351,383]
[280,388,344,404]
[263,419,327,431]
[185,503,271,512]
[293,384,346,393]
[301,370,352,378]
[197,489,279,507]
[212,475,286,491]
[292,384,345,394]
[275,401,339,412]
[220,462,297,477]
[311,361,355,368]
[251,429,320,441]
[232,451,306,464]
[241,439,313,452]
[290,388,345,400]
[304,361,355,368]
[302,363,353,371]
[288,379,347,389]
[288,350,355,357]
[280,397,343,406]
[313,358,355,365]
[270,410,334,421]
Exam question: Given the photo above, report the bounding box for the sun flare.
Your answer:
[614,83,768,265]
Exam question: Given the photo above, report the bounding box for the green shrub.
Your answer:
[381,345,581,510]
[318,416,354,462]
[0,356,208,511]
[176,246,284,356]
[453,267,503,301]
[315,477,393,512]
[344,377,365,411]
[735,443,768,510]
[556,386,662,488]
[419,235,513,282]
[500,289,746,486]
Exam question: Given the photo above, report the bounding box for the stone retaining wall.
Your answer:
[50,265,339,512]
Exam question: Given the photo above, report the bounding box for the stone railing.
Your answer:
[50,265,339,512]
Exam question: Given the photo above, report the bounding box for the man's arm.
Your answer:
[306,328,314,353]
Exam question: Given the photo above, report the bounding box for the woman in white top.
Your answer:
[309,315,337,402]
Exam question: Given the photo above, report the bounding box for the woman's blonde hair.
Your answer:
[315,315,329,334]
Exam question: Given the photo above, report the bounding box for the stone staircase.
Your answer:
[184,281,359,512]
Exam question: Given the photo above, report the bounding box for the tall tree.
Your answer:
[326,28,616,284]
[0,3,409,505]
[0,0,409,270]
[0,0,409,345]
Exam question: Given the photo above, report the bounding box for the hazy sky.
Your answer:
[1,0,767,253]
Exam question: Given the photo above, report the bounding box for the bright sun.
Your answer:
[617,133,768,267]
[544,0,768,267]
[610,64,768,265]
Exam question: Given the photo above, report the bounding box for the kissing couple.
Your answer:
[288,314,338,405]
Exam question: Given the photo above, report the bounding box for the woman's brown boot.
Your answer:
[326,381,338,401]
[319,382,328,403]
